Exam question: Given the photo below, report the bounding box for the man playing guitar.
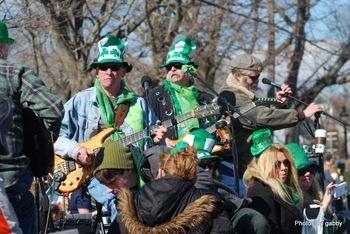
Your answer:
[54,35,166,221]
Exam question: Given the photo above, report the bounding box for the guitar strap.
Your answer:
[114,102,130,129]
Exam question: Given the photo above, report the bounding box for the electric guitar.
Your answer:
[54,102,220,193]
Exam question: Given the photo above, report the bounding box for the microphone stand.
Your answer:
[189,72,246,195]
[143,87,152,150]
[267,82,350,128]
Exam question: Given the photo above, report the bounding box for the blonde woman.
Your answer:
[110,145,233,234]
[243,144,304,234]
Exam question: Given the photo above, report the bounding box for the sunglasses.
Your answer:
[98,64,123,72]
[246,74,260,80]
[275,159,290,169]
[298,167,315,176]
[165,63,183,72]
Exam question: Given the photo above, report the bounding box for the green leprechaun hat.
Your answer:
[286,143,317,170]
[0,21,15,45]
[179,128,221,160]
[160,36,198,68]
[89,34,132,72]
[250,128,273,157]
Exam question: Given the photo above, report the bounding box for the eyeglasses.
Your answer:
[165,63,183,72]
[275,159,290,169]
[98,64,123,72]
[298,167,315,176]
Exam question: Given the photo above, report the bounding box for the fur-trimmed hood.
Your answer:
[117,176,219,233]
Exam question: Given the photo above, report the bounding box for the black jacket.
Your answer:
[110,176,233,233]
[148,85,213,139]
[247,179,303,234]
[195,167,250,218]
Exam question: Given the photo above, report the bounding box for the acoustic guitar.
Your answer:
[54,102,220,193]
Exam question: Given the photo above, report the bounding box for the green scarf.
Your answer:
[164,79,200,136]
[277,180,300,206]
[95,79,135,140]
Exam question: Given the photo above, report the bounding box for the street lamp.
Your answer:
[340,105,348,159]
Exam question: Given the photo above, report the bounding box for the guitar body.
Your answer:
[54,127,116,193]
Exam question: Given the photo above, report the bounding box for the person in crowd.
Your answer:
[344,158,350,210]
[286,143,323,207]
[243,143,304,233]
[93,140,138,195]
[111,144,233,233]
[181,128,271,233]
[0,21,64,234]
[54,34,166,220]
[286,143,347,233]
[0,96,22,234]
[147,36,214,146]
[68,188,94,215]
[219,54,324,176]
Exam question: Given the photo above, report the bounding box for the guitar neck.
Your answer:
[116,111,196,147]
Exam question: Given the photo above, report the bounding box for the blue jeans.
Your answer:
[218,161,246,197]
[6,169,35,234]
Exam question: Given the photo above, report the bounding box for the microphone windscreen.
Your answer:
[141,76,152,86]
[261,78,271,84]
[218,91,236,114]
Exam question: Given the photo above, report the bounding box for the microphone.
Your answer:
[141,76,152,90]
[261,78,282,90]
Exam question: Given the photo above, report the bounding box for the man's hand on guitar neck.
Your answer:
[76,147,95,165]
[152,120,167,144]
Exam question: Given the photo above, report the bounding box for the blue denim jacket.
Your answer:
[54,87,156,159]
[54,87,157,220]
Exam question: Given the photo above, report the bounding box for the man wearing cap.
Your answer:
[148,36,214,146]
[54,34,166,220]
[219,54,323,177]
[0,21,64,234]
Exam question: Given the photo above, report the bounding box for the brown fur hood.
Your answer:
[117,188,218,234]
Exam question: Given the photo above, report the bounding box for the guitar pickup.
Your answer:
[66,160,76,171]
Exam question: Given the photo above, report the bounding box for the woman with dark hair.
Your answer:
[111,145,233,233]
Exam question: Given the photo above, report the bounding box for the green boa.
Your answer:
[277,180,300,206]
[164,79,200,135]
[164,79,199,114]
[95,79,135,140]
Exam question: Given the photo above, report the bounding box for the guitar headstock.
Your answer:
[192,102,221,118]
[254,97,284,106]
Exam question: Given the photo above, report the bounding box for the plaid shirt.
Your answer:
[0,58,64,187]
